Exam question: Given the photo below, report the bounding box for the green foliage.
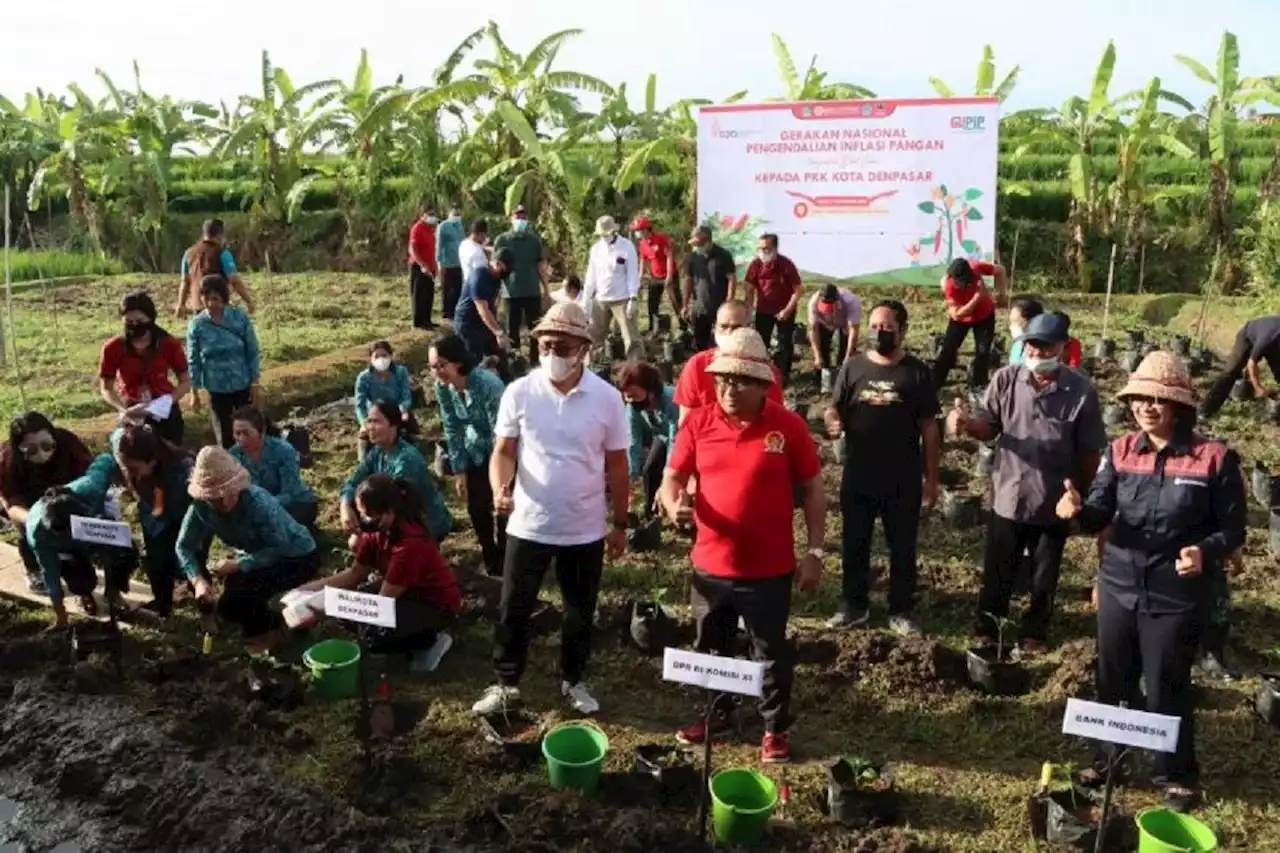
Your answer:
[3,249,125,283]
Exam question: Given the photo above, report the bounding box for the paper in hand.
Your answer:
[146,395,174,421]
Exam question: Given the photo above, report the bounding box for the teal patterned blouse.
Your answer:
[355,364,414,423]
[230,436,315,513]
[176,485,315,579]
[626,385,679,477]
[187,306,261,394]
[340,438,453,541]
[25,454,115,605]
[436,367,505,472]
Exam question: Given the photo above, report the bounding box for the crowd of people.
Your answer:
[0,209,1274,798]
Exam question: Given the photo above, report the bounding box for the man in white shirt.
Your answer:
[458,218,491,281]
[475,301,632,717]
[807,284,863,371]
[583,215,643,359]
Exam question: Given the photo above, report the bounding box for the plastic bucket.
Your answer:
[302,639,361,699]
[542,722,609,792]
[1136,808,1217,853]
[710,769,778,846]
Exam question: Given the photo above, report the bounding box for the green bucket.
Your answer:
[1136,808,1218,853]
[542,722,609,792]
[302,639,361,699]
[710,769,779,847]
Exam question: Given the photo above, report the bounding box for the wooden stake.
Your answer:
[3,185,27,406]
[265,250,281,348]
[1195,243,1221,346]
[1137,243,1147,295]
[1099,243,1118,344]
[1008,229,1021,306]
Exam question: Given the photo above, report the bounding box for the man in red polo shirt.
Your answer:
[674,300,783,424]
[408,205,439,330]
[659,327,826,764]
[632,216,678,334]
[933,257,1007,391]
[744,233,802,380]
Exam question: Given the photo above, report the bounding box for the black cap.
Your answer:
[1019,312,1069,345]
[820,284,839,302]
[494,247,517,268]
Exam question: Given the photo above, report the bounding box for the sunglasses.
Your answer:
[1127,396,1171,408]
[537,341,580,357]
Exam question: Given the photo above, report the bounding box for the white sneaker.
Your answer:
[472,684,521,715]
[562,681,600,715]
[410,633,453,673]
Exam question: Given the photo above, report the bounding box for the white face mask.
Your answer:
[757,250,775,263]
[425,216,438,225]
[1009,323,1024,340]
[1025,355,1060,376]
[540,353,579,382]
[714,332,733,351]
[372,356,392,372]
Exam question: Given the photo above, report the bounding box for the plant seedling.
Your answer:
[983,611,1019,662]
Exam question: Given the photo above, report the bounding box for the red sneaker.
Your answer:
[761,731,791,764]
[676,714,732,746]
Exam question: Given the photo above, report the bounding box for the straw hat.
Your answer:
[533,301,594,343]
[188,446,251,501]
[706,328,776,384]
[595,215,620,236]
[1117,350,1197,409]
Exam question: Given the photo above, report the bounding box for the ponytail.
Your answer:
[356,473,429,539]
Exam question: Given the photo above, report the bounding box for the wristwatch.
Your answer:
[806,547,826,560]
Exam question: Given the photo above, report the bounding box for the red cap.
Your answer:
[631,216,652,231]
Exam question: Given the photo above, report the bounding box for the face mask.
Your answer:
[357,516,382,533]
[448,213,460,223]
[25,448,54,466]
[425,216,438,225]
[513,219,529,233]
[632,231,643,240]
[757,250,775,263]
[628,399,647,412]
[1025,356,1060,376]
[540,353,579,382]
[372,356,392,372]
[714,332,733,351]
[125,321,152,341]
[696,242,710,255]
[606,233,617,244]
[1009,324,1024,340]
[874,328,897,356]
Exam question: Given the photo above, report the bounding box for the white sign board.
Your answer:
[662,648,765,698]
[1061,698,1181,753]
[696,97,999,287]
[70,516,132,548]
[323,587,397,630]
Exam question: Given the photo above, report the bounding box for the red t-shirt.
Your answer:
[98,335,189,404]
[744,254,802,316]
[1064,337,1083,368]
[354,522,462,614]
[942,260,996,325]
[673,349,785,410]
[408,220,437,274]
[669,400,822,579]
[638,233,673,280]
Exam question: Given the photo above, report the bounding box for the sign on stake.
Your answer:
[324,587,398,769]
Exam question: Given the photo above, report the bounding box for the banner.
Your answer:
[696,97,999,287]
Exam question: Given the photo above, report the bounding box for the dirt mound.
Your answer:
[824,826,939,853]
[828,632,898,679]
[1041,638,1097,704]
[824,633,965,694]
[0,679,394,853]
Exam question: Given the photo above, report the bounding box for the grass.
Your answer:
[2,277,1278,850]
[2,248,127,283]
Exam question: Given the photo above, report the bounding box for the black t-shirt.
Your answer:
[683,244,736,314]
[454,267,501,354]
[1244,315,1280,366]
[831,353,940,498]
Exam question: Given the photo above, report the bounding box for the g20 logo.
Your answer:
[709,120,756,139]
[950,115,986,132]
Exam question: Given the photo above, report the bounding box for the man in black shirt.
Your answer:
[682,226,738,352]
[823,299,941,635]
[1200,314,1280,417]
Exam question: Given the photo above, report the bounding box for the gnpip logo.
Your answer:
[950,115,986,132]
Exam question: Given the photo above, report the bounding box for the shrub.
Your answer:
[3,250,127,283]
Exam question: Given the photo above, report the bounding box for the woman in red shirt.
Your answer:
[1050,311,1084,368]
[298,473,461,673]
[98,292,191,446]
[933,258,1007,391]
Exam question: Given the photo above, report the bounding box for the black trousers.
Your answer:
[60,546,136,600]
[358,584,454,655]
[464,464,507,575]
[691,310,716,352]
[692,570,795,731]
[410,264,435,329]
[494,534,604,687]
[287,500,319,530]
[208,387,253,449]
[840,490,922,615]
[645,281,664,330]
[816,325,850,370]
[1202,326,1280,416]
[506,295,544,362]
[932,314,996,390]
[1096,592,1201,785]
[976,515,1068,642]
[440,266,464,320]
[15,520,39,575]
[641,438,668,518]
[217,551,320,639]
[755,312,795,378]
[142,526,196,617]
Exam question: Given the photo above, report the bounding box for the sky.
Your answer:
[2,0,1278,116]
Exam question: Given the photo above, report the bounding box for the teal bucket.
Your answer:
[302,639,361,699]
[710,769,778,847]
[1136,808,1218,853]
[542,722,609,792]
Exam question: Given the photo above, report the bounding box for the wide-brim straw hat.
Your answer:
[706,328,776,384]
[533,301,594,344]
[1117,350,1197,409]
[595,215,620,236]
[188,446,251,501]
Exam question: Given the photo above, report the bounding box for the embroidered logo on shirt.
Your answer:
[764,431,786,454]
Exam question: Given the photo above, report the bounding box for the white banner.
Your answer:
[324,587,397,630]
[662,648,765,697]
[1061,698,1181,753]
[70,516,132,548]
[696,97,999,286]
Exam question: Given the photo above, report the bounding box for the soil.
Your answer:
[1040,638,1097,704]
[823,632,966,694]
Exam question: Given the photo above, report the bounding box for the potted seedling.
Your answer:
[825,757,901,828]
[1256,654,1280,727]
[975,443,996,477]
[1104,403,1130,429]
[941,489,983,529]
[966,613,1024,695]
[1123,329,1145,350]
[1093,339,1115,360]
[1028,762,1103,849]
[1120,351,1143,373]
[1232,378,1254,402]
[1252,462,1275,509]
[1171,334,1192,358]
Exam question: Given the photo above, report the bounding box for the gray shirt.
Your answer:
[976,364,1108,525]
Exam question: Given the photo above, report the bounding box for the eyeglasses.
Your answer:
[713,375,754,390]
[537,341,580,357]
[1128,396,1170,409]
[18,440,56,457]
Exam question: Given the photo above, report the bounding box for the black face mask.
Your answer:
[874,328,898,356]
[628,399,648,412]
[125,321,152,341]
[357,516,382,533]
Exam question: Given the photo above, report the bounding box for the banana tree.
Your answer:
[929,45,1020,102]
[771,34,876,101]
